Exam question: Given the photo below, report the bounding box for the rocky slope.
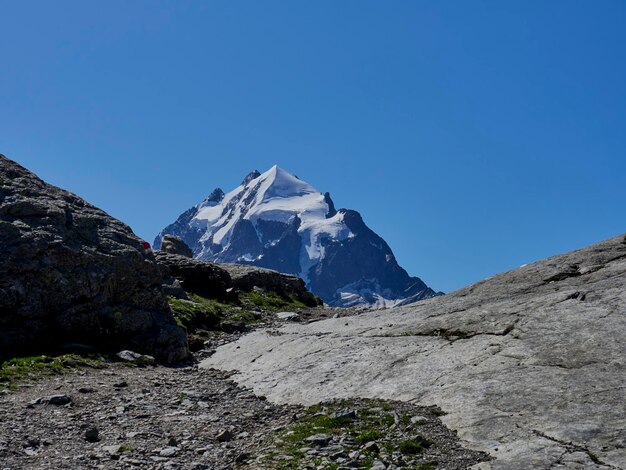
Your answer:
[202,233,626,469]
[154,165,437,308]
[0,155,188,363]
[0,356,488,469]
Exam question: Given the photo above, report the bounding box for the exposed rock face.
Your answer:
[202,233,626,469]
[160,234,192,258]
[220,264,322,307]
[155,165,437,308]
[0,155,188,363]
[153,251,321,307]
[153,251,232,300]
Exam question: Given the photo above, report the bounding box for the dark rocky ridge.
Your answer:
[220,263,322,307]
[153,249,321,307]
[154,251,233,301]
[0,155,188,363]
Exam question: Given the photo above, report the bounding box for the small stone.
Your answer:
[25,437,40,448]
[28,394,72,407]
[362,441,379,452]
[113,381,128,388]
[190,463,210,470]
[102,445,122,455]
[276,311,298,320]
[305,433,332,445]
[410,416,429,424]
[78,387,96,394]
[116,350,142,362]
[331,408,357,420]
[370,460,386,470]
[167,436,178,447]
[216,430,234,442]
[84,425,100,443]
[159,446,178,457]
[235,452,250,463]
[323,444,344,454]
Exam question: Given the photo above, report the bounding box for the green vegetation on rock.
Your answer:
[240,290,308,312]
[0,354,106,390]
[263,399,439,469]
[167,294,223,332]
[168,290,310,336]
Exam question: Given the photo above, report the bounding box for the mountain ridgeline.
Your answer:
[155,166,437,307]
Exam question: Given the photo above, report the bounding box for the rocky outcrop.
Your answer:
[160,235,192,258]
[202,233,626,469]
[153,251,321,307]
[153,251,232,300]
[0,155,188,363]
[220,264,322,307]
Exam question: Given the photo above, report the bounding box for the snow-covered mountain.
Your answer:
[154,165,438,307]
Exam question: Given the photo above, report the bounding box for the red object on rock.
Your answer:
[142,241,151,250]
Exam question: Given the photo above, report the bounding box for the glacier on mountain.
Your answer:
[155,165,437,307]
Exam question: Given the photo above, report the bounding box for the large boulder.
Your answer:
[160,234,193,258]
[153,251,232,300]
[0,155,188,363]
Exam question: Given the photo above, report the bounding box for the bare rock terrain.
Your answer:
[0,336,488,469]
[203,234,626,469]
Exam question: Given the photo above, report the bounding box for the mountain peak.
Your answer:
[155,167,436,307]
[241,170,261,186]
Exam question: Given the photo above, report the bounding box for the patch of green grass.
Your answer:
[398,439,424,455]
[381,413,395,426]
[229,310,263,324]
[0,354,106,389]
[264,399,437,469]
[167,294,223,332]
[281,413,353,447]
[355,430,383,444]
[413,463,437,470]
[241,291,307,312]
[169,290,309,337]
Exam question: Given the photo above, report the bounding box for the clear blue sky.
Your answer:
[1,1,625,292]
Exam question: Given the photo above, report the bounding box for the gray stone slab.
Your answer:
[201,234,626,469]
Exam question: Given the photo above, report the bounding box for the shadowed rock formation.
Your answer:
[153,250,321,307]
[160,234,193,258]
[154,251,232,300]
[0,155,188,363]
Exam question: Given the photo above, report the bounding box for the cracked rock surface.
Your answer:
[202,233,626,469]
